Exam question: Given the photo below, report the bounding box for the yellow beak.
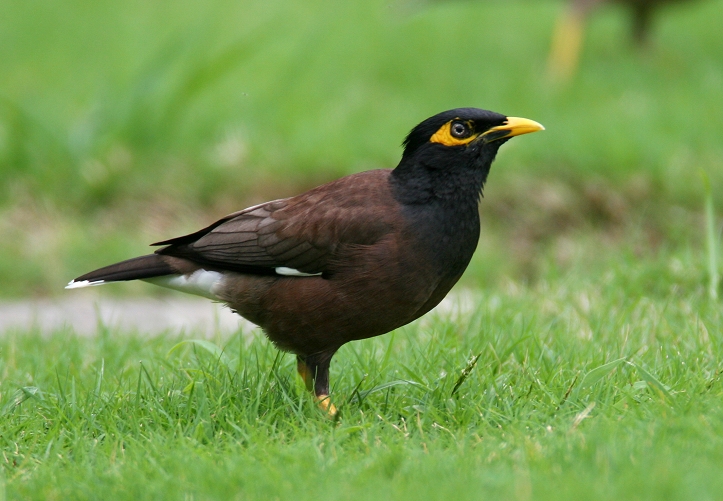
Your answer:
[481,116,545,143]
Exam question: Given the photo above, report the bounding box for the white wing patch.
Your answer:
[274,267,322,277]
[65,279,106,289]
[144,269,226,300]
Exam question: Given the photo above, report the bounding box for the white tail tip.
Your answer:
[65,279,106,289]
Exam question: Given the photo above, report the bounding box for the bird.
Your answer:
[548,0,699,80]
[66,108,544,415]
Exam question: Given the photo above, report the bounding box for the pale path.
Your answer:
[0,291,250,337]
[0,290,477,337]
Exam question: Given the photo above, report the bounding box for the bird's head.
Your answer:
[400,108,544,166]
[393,108,544,204]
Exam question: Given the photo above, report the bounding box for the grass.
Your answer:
[2,263,722,499]
[702,169,719,300]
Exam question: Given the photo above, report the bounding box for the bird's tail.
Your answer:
[65,254,176,289]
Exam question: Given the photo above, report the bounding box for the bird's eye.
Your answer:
[450,121,469,138]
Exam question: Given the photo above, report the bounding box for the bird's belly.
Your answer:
[219,261,446,355]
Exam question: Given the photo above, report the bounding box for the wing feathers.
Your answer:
[154,170,396,276]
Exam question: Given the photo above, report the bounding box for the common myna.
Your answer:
[67,108,544,414]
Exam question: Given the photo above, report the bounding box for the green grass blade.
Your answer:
[629,362,673,401]
[574,357,626,395]
[701,169,719,300]
[168,339,233,370]
[357,379,426,400]
[451,352,482,396]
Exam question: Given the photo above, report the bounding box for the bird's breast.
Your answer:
[402,201,481,280]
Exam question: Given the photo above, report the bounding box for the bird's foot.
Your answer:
[316,394,337,417]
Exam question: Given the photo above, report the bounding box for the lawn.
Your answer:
[2,268,722,500]
[1,0,723,498]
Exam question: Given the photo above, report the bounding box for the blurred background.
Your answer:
[1,0,721,299]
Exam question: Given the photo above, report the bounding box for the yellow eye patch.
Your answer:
[429,120,479,147]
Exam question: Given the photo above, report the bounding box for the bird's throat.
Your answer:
[390,157,491,207]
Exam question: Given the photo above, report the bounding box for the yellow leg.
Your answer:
[316,394,337,416]
[547,0,605,81]
[548,10,586,81]
[297,354,337,417]
[297,357,314,392]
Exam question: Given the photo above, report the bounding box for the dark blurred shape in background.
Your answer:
[549,0,701,79]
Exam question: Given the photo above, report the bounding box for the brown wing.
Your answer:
[153,170,396,276]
